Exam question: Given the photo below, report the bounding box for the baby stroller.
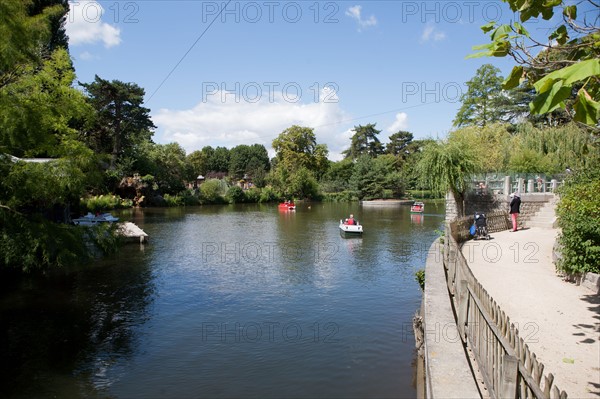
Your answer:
[473,212,490,240]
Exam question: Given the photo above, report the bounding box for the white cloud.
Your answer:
[345,5,377,31]
[153,88,351,160]
[78,51,97,61]
[387,113,409,133]
[420,23,446,43]
[66,1,121,48]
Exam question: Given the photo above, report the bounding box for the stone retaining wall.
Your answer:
[445,192,554,228]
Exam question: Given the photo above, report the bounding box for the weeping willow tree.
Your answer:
[509,123,599,173]
[417,140,479,218]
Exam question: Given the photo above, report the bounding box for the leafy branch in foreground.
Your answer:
[468,0,600,126]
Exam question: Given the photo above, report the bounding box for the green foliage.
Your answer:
[322,191,356,202]
[80,75,155,170]
[0,0,65,88]
[508,123,599,173]
[343,123,384,159]
[163,191,200,207]
[407,190,441,199]
[0,210,84,271]
[350,156,384,200]
[321,158,355,193]
[81,195,132,212]
[199,179,227,204]
[226,186,246,203]
[271,126,328,199]
[163,193,183,207]
[0,48,91,156]
[507,148,553,174]
[556,171,600,274]
[228,144,270,180]
[1,159,87,211]
[469,1,600,126]
[272,125,325,173]
[454,64,508,127]
[245,187,262,203]
[349,154,405,200]
[386,131,414,156]
[135,142,187,194]
[287,167,321,200]
[259,186,280,203]
[0,208,120,271]
[414,269,425,291]
[417,140,478,217]
[185,150,207,180]
[449,123,512,172]
[85,222,122,256]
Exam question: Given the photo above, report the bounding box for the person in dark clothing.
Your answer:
[509,192,521,231]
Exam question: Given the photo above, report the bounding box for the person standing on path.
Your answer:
[509,192,521,231]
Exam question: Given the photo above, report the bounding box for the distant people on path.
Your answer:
[509,192,521,232]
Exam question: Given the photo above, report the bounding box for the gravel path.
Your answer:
[461,227,600,398]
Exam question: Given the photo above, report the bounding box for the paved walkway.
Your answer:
[461,227,600,399]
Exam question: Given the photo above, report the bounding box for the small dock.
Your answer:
[118,222,149,244]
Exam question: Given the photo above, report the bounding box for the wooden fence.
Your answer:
[445,218,568,399]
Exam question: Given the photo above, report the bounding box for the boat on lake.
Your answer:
[339,219,363,236]
[72,212,119,226]
[410,202,424,213]
[278,202,296,211]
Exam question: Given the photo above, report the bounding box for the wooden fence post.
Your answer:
[500,354,518,399]
[458,280,468,342]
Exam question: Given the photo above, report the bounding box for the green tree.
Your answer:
[272,125,318,171]
[211,146,230,173]
[136,142,187,194]
[80,75,155,170]
[350,155,385,200]
[417,140,478,217]
[313,143,330,179]
[271,125,328,198]
[229,144,270,180]
[0,48,91,157]
[200,146,215,174]
[469,0,600,126]
[185,150,207,181]
[453,64,508,127]
[386,131,414,157]
[199,179,227,203]
[287,167,320,200]
[343,123,384,159]
[448,123,512,172]
[0,0,64,88]
[28,0,70,53]
[321,158,354,193]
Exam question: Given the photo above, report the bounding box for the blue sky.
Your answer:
[65,1,566,159]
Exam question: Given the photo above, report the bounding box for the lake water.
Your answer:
[0,202,444,398]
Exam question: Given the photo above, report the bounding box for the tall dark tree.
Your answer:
[453,64,507,127]
[343,123,384,159]
[229,144,270,180]
[386,131,414,157]
[80,75,155,169]
[211,146,230,173]
[28,0,70,53]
